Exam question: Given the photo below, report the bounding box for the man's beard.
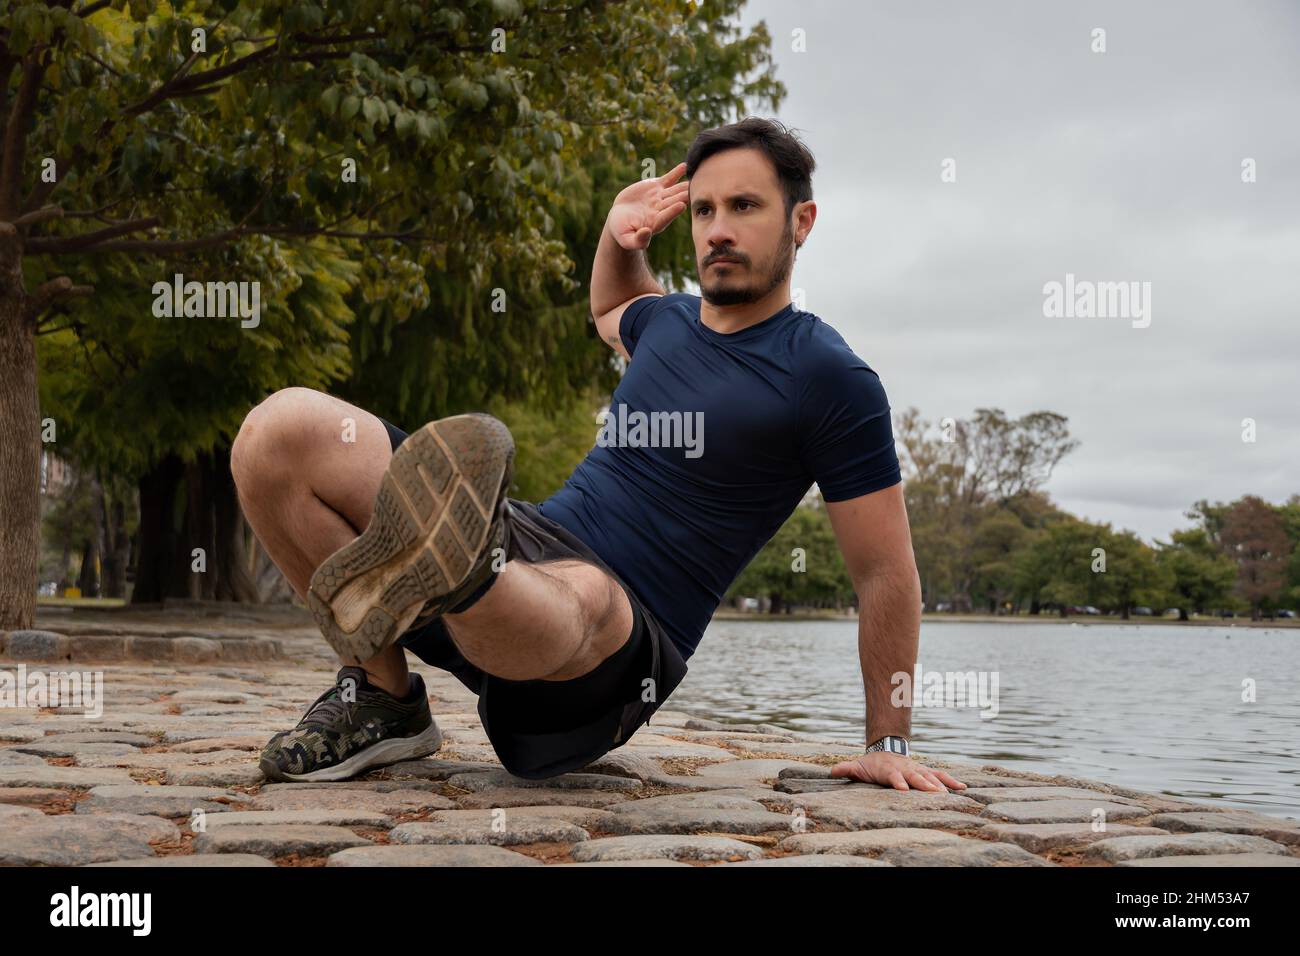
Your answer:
[699,218,795,307]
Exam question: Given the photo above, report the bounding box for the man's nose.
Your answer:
[704,216,738,251]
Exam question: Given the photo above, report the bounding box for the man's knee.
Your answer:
[577,566,630,651]
[231,386,328,491]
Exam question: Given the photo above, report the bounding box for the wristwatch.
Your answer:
[865,734,910,757]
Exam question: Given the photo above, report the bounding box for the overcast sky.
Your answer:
[695,0,1299,542]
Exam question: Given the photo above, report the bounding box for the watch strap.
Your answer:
[866,735,910,756]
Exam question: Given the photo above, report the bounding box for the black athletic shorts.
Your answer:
[377,416,689,780]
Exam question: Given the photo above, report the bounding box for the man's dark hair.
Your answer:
[685,117,816,220]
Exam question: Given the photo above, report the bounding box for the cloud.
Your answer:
[738,0,1300,540]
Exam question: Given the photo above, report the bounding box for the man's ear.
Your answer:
[796,198,816,246]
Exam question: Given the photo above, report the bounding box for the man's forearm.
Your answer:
[856,569,922,745]
[590,215,665,318]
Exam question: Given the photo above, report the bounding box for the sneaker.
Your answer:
[308,412,515,663]
[258,666,443,782]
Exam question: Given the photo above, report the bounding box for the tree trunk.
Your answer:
[1179,607,1189,622]
[185,456,213,599]
[126,528,139,590]
[77,474,106,597]
[0,227,39,628]
[210,447,260,602]
[57,542,73,593]
[134,447,263,605]
[101,489,129,599]
[133,454,188,603]
[76,536,99,596]
[97,476,114,596]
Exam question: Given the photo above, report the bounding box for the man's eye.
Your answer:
[736,200,752,210]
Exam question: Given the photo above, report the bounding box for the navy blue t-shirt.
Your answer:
[538,292,901,661]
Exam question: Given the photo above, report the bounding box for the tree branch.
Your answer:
[83,50,123,78]
[76,1,112,16]
[0,52,16,145]
[0,55,48,219]
[11,204,62,227]
[61,198,131,220]
[21,142,84,213]
[56,226,250,255]
[25,216,160,253]
[125,43,280,116]
[24,276,94,322]
[43,223,442,255]
[260,225,434,241]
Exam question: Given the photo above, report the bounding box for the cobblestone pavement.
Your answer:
[3,622,1299,868]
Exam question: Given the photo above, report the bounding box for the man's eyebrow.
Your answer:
[691,191,765,211]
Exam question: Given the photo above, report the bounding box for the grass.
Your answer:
[36,596,127,609]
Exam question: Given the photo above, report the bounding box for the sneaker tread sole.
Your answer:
[307,413,514,662]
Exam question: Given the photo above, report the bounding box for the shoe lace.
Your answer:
[298,679,359,730]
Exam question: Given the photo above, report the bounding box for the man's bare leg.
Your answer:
[232,388,412,694]
[443,558,634,682]
[231,387,633,696]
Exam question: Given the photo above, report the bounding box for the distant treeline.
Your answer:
[726,407,1300,621]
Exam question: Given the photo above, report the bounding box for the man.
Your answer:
[232,116,965,794]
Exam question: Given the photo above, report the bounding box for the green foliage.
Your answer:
[726,495,855,609]
[38,240,356,477]
[484,384,608,503]
[1156,528,1238,616]
[338,0,786,426]
[21,0,785,479]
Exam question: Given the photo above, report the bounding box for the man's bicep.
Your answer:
[594,293,662,360]
[825,483,915,589]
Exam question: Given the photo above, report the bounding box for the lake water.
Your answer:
[673,619,1300,821]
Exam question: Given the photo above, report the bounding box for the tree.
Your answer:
[1218,495,1290,619]
[1275,494,1300,607]
[1102,529,1171,619]
[895,405,1078,612]
[1156,527,1237,620]
[968,509,1028,613]
[38,455,96,592]
[2,0,784,626]
[486,384,609,504]
[340,1,785,427]
[38,241,357,603]
[727,498,853,613]
[1015,517,1111,616]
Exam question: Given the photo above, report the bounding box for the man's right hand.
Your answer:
[606,161,690,250]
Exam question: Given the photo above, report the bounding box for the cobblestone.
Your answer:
[4,626,1294,869]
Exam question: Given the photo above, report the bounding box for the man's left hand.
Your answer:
[830,752,967,792]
